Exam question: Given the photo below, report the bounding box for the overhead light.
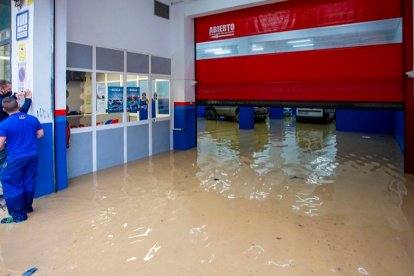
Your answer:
[287,39,312,44]
[0,56,10,60]
[204,48,223,53]
[292,43,314,48]
[213,49,231,55]
[251,44,264,51]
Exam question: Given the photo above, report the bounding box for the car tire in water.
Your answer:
[206,110,217,120]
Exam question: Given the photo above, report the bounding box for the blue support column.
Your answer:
[395,111,404,153]
[239,106,254,130]
[197,105,206,117]
[173,104,196,150]
[269,107,284,119]
[55,116,68,191]
[35,123,55,197]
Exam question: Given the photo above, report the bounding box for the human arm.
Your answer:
[37,128,44,139]
[0,136,5,151]
[19,89,32,113]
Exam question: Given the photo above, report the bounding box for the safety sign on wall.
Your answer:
[16,10,29,41]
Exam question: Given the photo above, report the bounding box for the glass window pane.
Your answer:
[96,73,123,126]
[196,18,402,60]
[126,74,149,122]
[0,44,10,81]
[66,71,92,128]
[152,79,170,118]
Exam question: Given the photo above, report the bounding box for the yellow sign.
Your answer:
[28,0,34,5]
[18,42,26,62]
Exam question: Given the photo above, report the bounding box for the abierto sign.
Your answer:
[209,23,235,39]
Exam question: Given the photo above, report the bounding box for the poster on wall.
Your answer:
[107,87,123,113]
[127,87,140,113]
[96,83,106,114]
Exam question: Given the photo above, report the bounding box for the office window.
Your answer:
[152,78,170,118]
[96,73,124,126]
[126,74,149,122]
[66,71,92,128]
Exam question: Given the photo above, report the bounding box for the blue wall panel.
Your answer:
[174,106,196,150]
[35,123,55,197]
[55,117,68,191]
[395,111,404,153]
[67,132,93,178]
[127,124,149,162]
[152,120,170,155]
[336,110,395,134]
[97,128,124,170]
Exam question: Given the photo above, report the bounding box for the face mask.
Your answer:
[3,91,12,97]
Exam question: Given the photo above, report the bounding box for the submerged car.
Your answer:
[205,106,269,122]
[296,108,335,123]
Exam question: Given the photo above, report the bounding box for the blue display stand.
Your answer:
[139,100,148,120]
[239,106,254,129]
[151,100,156,118]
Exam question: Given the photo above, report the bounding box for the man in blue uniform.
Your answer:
[0,96,43,223]
[0,80,32,201]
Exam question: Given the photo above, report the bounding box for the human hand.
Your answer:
[24,89,32,99]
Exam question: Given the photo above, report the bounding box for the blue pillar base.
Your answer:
[239,106,254,130]
[173,104,196,150]
[395,111,404,153]
[269,107,284,119]
[197,105,206,117]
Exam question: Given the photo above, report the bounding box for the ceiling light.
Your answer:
[213,49,231,55]
[0,56,10,60]
[292,43,314,48]
[204,48,223,53]
[287,39,312,44]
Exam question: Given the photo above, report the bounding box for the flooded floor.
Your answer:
[1,118,414,275]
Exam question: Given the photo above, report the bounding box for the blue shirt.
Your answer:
[0,112,42,160]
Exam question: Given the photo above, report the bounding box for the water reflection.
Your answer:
[197,119,338,209]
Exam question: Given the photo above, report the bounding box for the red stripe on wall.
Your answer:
[196,0,401,43]
[174,102,196,106]
[55,109,66,116]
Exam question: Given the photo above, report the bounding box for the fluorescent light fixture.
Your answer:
[213,49,231,55]
[204,48,223,53]
[292,43,314,48]
[0,56,10,60]
[251,44,264,51]
[287,39,312,44]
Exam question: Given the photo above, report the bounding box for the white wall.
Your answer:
[184,0,286,17]
[171,3,195,103]
[67,0,172,57]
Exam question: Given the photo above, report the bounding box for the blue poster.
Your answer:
[108,87,123,113]
[127,87,140,113]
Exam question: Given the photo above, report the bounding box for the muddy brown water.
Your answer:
[0,118,413,275]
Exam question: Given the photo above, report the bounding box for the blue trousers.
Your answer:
[1,156,38,222]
